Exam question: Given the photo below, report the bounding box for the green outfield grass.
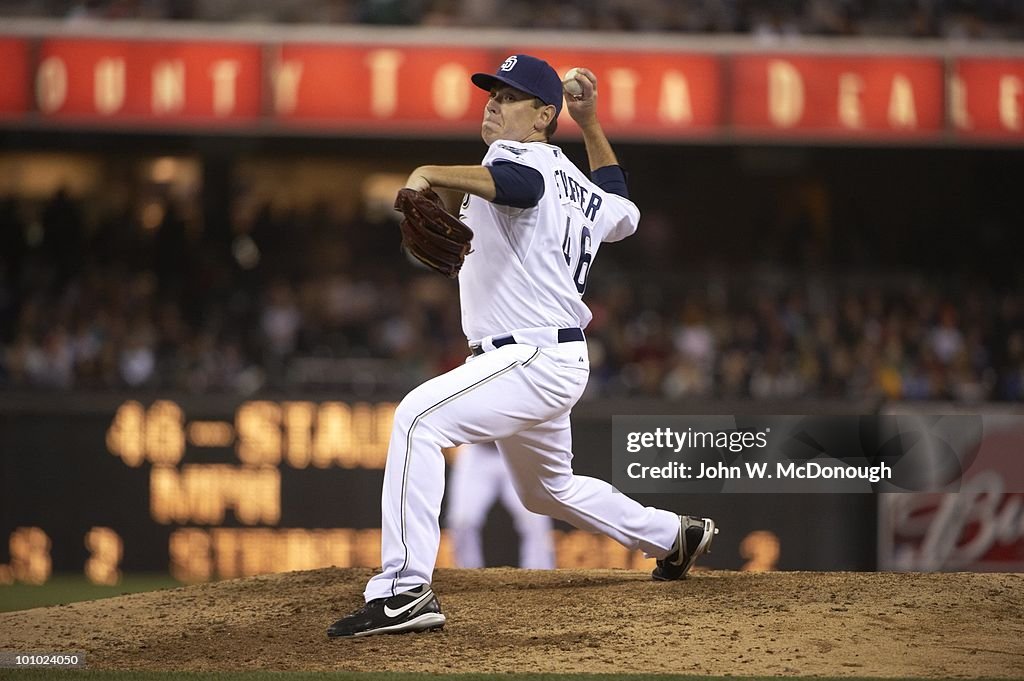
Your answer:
[0,574,182,613]
[0,673,1009,681]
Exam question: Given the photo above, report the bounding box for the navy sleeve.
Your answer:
[487,160,545,209]
[591,165,629,199]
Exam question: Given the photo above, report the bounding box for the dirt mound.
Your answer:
[1,569,1021,677]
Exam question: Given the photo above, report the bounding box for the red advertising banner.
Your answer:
[732,54,944,138]
[878,414,1024,572]
[271,43,494,134]
[1,29,1023,144]
[952,58,1024,139]
[0,38,29,117]
[528,48,722,138]
[270,45,720,138]
[34,38,262,124]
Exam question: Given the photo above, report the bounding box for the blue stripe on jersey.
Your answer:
[591,164,629,199]
[488,160,545,208]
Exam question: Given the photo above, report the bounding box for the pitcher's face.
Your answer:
[481,85,552,145]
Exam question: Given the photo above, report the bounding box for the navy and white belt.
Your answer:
[469,327,585,357]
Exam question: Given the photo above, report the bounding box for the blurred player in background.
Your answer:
[446,443,555,569]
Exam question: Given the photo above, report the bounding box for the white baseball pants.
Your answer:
[363,338,681,601]
[446,441,555,569]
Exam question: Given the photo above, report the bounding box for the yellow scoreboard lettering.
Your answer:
[109,398,398,471]
[351,402,394,469]
[313,402,355,468]
[239,529,277,577]
[85,527,123,585]
[282,401,316,469]
[554,529,594,569]
[106,400,185,466]
[236,401,282,466]
[740,530,781,572]
[169,529,212,582]
[8,527,52,585]
[168,527,389,580]
[98,398,426,582]
[187,421,234,447]
[150,465,280,525]
[310,402,395,469]
[352,528,382,569]
[234,467,282,525]
[106,401,147,467]
[145,401,186,465]
[553,530,655,570]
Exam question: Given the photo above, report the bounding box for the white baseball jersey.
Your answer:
[364,137,681,604]
[459,140,640,342]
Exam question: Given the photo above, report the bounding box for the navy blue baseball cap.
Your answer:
[472,54,563,116]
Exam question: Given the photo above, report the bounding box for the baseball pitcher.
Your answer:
[328,54,717,638]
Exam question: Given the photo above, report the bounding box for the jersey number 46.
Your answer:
[561,216,593,295]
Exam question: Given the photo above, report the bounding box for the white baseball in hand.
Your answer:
[562,68,584,98]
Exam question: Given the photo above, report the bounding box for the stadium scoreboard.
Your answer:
[4,398,736,585]
[2,399,399,585]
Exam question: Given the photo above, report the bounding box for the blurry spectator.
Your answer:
[806,0,858,36]
[998,331,1024,400]
[0,186,1021,404]
[260,280,301,387]
[672,300,716,370]
[929,305,964,365]
[420,0,459,25]
[70,312,108,387]
[5,331,44,387]
[358,0,421,24]
[153,201,189,291]
[3,0,1021,40]
[750,349,804,399]
[662,356,709,398]
[751,7,803,41]
[119,317,157,387]
[718,348,751,398]
[65,0,106,21]
[42,188,84,287]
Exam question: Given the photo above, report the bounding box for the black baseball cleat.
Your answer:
[652,515,718,581]
[327,584,446,638]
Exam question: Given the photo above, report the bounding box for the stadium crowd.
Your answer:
[2,189,1022,403]
[2,0,1022,40]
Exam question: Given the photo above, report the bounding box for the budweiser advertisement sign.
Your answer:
[879,414,1024,571]
[0,30,1023,142]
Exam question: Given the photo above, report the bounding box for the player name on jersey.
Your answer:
[554,168,603,221]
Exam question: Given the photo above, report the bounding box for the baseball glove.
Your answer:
[394,188,474,278]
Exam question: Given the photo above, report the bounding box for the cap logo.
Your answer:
[500,56,517,72]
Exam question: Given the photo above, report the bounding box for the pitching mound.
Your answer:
[1,568,1021,677]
